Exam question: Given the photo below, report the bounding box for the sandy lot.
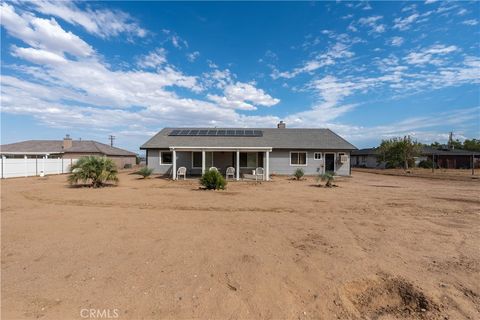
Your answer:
[1,172,479,320]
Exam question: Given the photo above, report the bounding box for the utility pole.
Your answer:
[108,135,115,147]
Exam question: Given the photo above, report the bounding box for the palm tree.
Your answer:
[68,156,119,188]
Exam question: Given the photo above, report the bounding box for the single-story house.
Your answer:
[352,146,480,169]
[0,135,137,169]
[140,122,357,180]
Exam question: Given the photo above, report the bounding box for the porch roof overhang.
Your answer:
[169,146,272,152]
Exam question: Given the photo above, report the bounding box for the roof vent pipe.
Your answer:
[277,121,286,129]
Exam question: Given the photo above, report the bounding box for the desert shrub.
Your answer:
[293,168,304,180]
[68,156,118,188]
[317,171,335,187]
[200,170,227,190]
[135,166,154,178]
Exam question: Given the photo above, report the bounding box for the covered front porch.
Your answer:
[170,147,272,181]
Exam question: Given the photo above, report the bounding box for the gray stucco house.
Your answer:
[140,122,357,180]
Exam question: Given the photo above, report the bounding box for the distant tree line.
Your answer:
[376,136,479,170]
[430,138,480,152]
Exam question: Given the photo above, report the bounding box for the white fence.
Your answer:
[1,157,77,179]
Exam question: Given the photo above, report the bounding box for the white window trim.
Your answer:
[160,151,173,165]
[324,152,336,172]
[289,151,308,166]
[240,152,258,168]
[191,151,203,169]
[314,152,323,160]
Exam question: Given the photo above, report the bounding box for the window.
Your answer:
[160,152,172,164]
[240,152,257,167]
[290,152,307,166]
[192,152,202,168]
[314,152,322,160]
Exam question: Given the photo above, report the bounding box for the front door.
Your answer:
[325,153,335,172]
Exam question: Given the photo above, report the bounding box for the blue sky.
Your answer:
[1,1,479,152]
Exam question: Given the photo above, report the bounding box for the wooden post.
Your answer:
[472,155,475,176]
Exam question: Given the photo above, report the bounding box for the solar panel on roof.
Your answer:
[169,129,181,136]
[235,130,245,136]
[168,129,263,137]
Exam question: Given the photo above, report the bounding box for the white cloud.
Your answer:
[11,46,67,64]
[358,15,386,33]
[404,44,458,65]
[424,0,438,4]
[272,41,354,79]
[393,13,420,30]
[136,48,167,69]
[0,3,94,58]
[389,36,404,47]
[31,0,147,39]
[462,19,479,26]
[207,82,280,110]
[186,51,200,62]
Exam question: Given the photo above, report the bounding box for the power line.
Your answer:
[108,135,115,147]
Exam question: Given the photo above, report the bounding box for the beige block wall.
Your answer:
[62,153,136,169]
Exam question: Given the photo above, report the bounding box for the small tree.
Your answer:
[377,136,422,170]
[200,170,227,190]
[317,172,335,187]
[68,156,119,188]
[135,167,154,179]
[293,168,304,180]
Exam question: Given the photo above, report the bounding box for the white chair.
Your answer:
[177,166,187,180]
[255,167,264,181]
[209,167,218,172]
[226,167,235,179]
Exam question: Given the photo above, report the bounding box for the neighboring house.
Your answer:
[0,135,137,169]
[352,146,480,169]
[140,122,357,180]
[351,148,385,168]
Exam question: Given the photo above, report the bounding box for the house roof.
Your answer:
[352,147,480,156]
[0,140,137,156]
[141,128,357,150]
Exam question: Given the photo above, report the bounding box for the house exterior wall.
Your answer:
[269,149,351,176]
[351,155,384,168]
[146,149,352,177]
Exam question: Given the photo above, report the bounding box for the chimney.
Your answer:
[277,121,286,129]
[63,134,72,149]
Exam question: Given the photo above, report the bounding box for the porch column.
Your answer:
[265,151,270,181]
[201,150,206,175]
[172,149,177,180]
[236,150,240,181]
[24,155,28,177]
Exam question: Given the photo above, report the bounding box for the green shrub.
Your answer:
[135,167,154,178]
[317,171,335,187]
[418,160,438,169]
[68,156,118,188]
[124,163,132,169]
[293,168,304,180]
[200,170,227,190]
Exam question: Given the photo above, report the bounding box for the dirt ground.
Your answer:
[353,167,480,181]
[1,171,479,320]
